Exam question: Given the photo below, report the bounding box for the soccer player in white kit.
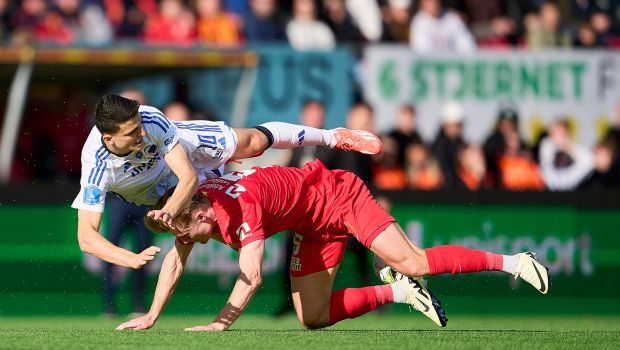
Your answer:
[73,93,382,269]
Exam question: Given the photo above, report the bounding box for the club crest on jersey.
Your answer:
[144,144,158,156]
[83,185,103,205]
[135,151,143,159]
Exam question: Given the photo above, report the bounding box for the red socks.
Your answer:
[425,245,503,275]
[329,285,393,325]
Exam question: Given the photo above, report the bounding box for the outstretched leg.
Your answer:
[370,223,550,294]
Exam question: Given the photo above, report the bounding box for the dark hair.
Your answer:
[95,93,140,134]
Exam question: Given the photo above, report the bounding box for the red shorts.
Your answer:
[289,171,395,277]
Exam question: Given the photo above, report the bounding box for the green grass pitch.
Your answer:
[0,314,618,350]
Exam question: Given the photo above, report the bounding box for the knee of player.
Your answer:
[298,316,330,330]
[250,129,269,153]
[296,309,330,330]
[395,257,429,277]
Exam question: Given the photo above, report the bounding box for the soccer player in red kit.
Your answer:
[117,160,549,332]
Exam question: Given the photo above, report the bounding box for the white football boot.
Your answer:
[512,252,550,294]
[401,277,448,327]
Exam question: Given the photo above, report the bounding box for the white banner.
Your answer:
[362,46,620,147]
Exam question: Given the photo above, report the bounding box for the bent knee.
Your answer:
[296,311,330,330]
[298,317,330,330]
[393,255,429,277]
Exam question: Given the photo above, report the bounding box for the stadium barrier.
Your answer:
[1,185,618,315]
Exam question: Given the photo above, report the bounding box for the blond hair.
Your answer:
[143,187,204,233]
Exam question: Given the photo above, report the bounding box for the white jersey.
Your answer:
[72,105,238,212]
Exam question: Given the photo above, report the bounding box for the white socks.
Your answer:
[390,280,409,303]
[258,122,335,148]
[502,254,520,274]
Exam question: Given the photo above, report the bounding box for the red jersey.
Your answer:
[198,160,353,249]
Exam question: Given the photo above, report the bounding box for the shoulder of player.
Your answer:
[81,128,110,163]
[139,105,175,135]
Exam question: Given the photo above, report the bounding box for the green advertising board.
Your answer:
[1,200,619,316]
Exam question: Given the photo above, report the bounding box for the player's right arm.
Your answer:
[116,240,194,330]
[77,209,161,269]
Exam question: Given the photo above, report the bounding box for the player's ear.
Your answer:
[194,211,206,223]
[102,134,113,145]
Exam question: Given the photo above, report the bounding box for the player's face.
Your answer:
[173,204,216,244]
[104,115,146,154]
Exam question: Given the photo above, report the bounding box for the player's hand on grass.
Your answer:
[129,246,161,269]
[147,210,175,230]
[185,323,227,332]
[115,313,157,331]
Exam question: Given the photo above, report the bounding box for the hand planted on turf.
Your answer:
[185,323,227,332]
[147,210,175,230]
[128,246,161,269]
[116,313,157,331]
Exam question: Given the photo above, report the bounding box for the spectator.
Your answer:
[287,0,335,50]
[410,0,476,53]
[103,0,158,39]
[372,135,407,190]
[194,0,243,47]
[580,138,620,189]
[404,142,444,190]
[244,0,287,42]
[455,143,490,190]
[163,101,191,121]
[590,10,612,45]
[10,0,49,45]
[526,2,572,48]
[483,106,526,183]
[323,102,375,183]
[42,0,113,45]
[539,118,594,191]
[142,0,196,46]
[573,21,602,48]
[345,0,383,42]
[432,101,466,188]
[321,0,365,42]
[381,0,413,43]
[497,130,545,191]
[285,100,335,167]
[388,103,422,165]
[457,0,518,48]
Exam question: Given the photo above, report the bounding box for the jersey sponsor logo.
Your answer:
[290,257,302,271]
[164,136,174,146]
[236,222,252,241]
[83,185,103,205]
[225,184,246,199]
[144,144,158,155]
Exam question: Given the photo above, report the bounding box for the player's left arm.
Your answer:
[186,239,265,332]
[151,143,198,227]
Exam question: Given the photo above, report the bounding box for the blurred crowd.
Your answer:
[287,98,620,192]
[1,0,620,50]
[10,85,620,191]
